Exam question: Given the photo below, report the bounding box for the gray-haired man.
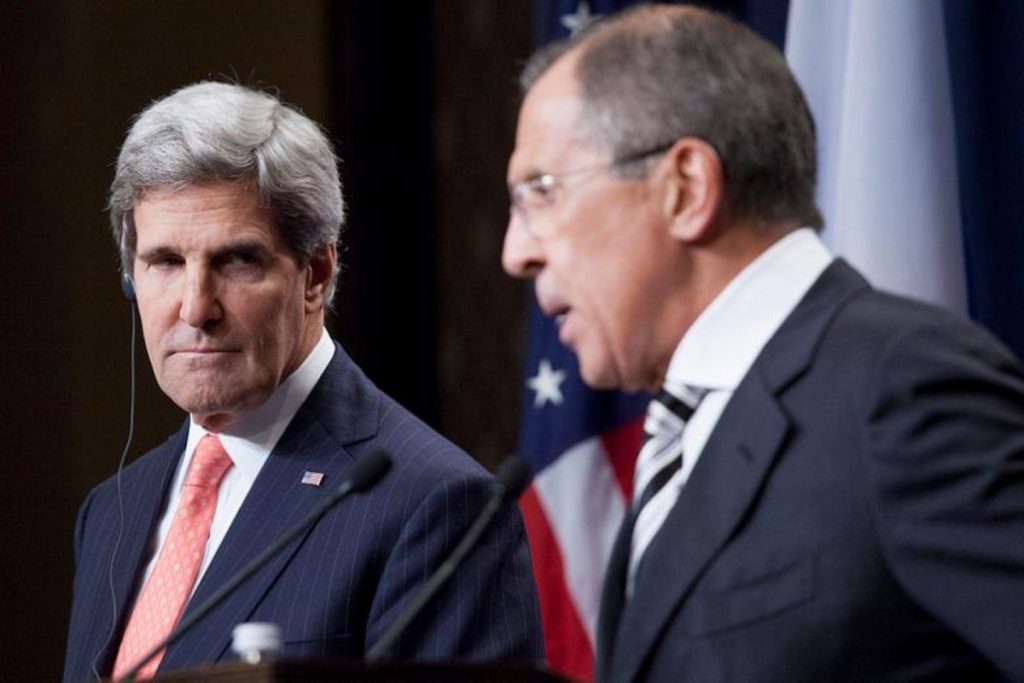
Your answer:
[66,82,541,681]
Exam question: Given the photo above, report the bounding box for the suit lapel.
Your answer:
[609,379,789,682]
[161,344,380,669]
[607,260,870,682]
[596,505,637,681]
[84,426,186,676]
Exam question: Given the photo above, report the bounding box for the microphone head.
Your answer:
[349,450,393,492]
[493,457,532,502]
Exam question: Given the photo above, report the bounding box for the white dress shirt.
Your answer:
[628,229,833,594]
[141,328,336,592]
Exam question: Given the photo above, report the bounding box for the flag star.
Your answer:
[528,358,567,408]
[561,1,600,35]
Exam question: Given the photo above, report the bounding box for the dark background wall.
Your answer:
[0,2,531,678]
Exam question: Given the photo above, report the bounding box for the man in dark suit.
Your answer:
[502,6,1024,682]
[65,82,542,682]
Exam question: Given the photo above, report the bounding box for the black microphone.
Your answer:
[119,450,393,681]
[365,456,532,663]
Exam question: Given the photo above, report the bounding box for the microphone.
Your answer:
[119,450,393,681]
[365,456,532,663]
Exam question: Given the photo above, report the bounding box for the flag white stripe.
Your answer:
[533,436,626,645]
[786,0,966,312]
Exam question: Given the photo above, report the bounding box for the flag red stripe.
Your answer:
[599,417,645,503]
[520,486,595,682]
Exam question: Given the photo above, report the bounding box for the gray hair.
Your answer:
[110,81,345,302]
[520,6,822,229]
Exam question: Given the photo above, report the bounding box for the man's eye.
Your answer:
[223,250,262,267]
[151,255,183,268]
[524,177,558,204]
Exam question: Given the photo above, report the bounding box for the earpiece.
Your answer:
[121,274,136,302]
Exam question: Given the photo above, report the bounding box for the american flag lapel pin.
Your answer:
[301,471,325,487]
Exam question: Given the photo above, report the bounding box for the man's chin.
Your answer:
[577,359,619,392]
[163,386,268,429]
[578,357,648,393]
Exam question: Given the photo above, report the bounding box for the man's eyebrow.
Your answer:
[506,150,541,184]
[136,240,272,261]
[508,166,545,186]
[212,240,269,257]
[136,245,178,262]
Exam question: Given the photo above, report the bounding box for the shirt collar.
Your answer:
[664,228,833,394]
[183,328,336,482]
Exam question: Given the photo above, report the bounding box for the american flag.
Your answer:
[517,296,646,681]
[301,471,324,486]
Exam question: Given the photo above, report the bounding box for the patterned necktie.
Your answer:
[113,435,233,679]
[627,386,706,594]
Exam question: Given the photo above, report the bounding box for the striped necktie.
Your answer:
[627,386,706,594]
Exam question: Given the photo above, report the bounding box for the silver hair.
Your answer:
[520,6,822,230]
[109,81,345,302]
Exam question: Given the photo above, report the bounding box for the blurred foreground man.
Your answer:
[65,82,541,681]
[503,6,1024,682]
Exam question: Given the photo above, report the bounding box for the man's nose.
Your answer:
[179,266,223,328]
[501,211,545,279]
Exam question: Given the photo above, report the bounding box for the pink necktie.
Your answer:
[113,435,233,679]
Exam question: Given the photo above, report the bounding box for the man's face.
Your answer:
[132,181,325,430]
[502,54,689,392]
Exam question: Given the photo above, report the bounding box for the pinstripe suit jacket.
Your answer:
[64,343,543,681]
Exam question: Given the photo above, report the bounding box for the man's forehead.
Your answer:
[133,182,281,247]
[508,52,598,181]
[136,180,265,209]
[530,47,583,100]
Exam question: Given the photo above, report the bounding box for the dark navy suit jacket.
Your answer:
[64,343,543,681]
[598,261,1024,682]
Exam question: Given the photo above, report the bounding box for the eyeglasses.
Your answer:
[507,141,674,239]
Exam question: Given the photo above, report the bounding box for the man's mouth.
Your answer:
[173,347,235,354]
[536,293,572,337]
[551,308,574,346]
[168,347,241,361]
[537,297,571,321]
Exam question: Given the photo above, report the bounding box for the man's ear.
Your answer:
[661,137,725,244]
[305,242,336,311]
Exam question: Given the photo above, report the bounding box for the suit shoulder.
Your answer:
[785,288,1024,429]
[312,346,490,487]
[373,390,489,487]
[830,289,1020,370]
[814,289,1024,438]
